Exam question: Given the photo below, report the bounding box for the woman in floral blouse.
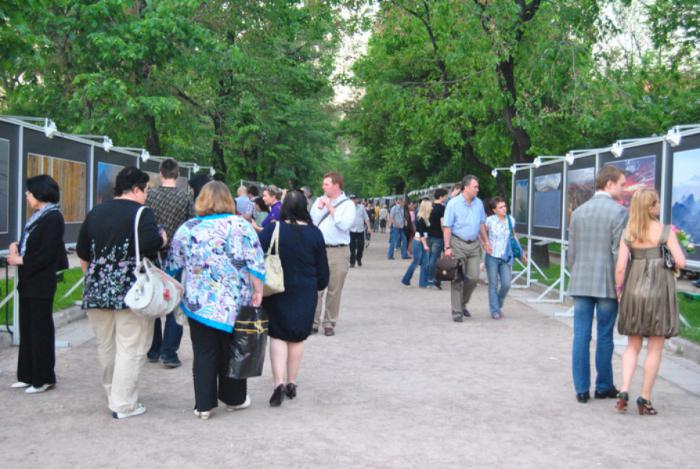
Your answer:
[77,167,166,419]
[167,181,265,420]
[483,197,518,320]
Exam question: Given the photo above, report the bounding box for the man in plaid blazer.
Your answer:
[568,165,627,403]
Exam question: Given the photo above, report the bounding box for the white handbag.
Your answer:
[263,222,285,297]
[124,207,184,318]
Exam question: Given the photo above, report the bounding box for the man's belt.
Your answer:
[326,244,348,248]
[453,235,477,244]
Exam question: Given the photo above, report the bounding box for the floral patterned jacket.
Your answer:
[166,213,265,332]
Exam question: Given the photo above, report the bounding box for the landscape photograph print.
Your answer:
[27,153,86,223]
[605,155,656,207]
[514,178,529,225]
[566,167,595,227]
[533,173,562,229]
[0,139,9,234]
[96,162,124,204]
[671,147,700,260]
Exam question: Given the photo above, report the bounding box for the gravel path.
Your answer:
[1,233,699,468]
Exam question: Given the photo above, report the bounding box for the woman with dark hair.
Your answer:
[254,196,268,226]
[253,185,282,232]
[7,175,68,394]
[77,166,166,419]
[258,190,329,407]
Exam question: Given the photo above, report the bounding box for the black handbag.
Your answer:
[227,306,269,379]
[660,225,675,270]
[435,256,461,282]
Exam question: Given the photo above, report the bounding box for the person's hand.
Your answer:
[423,244,429,252]
[7,253,23,266]
[160,230,168,248]
[444,246,453,258]
[8,242,18,256]
[251,290,263,307]
[484,242,493,256]
[317,197,327,209]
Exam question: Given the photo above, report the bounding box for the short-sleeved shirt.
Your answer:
[235,195,254,218]
[351,204,369,233]
[443,195,486,241]
[389,204,405,228]
[485,215,515,259]
[146,186,194,254]
[427,203,445,238]
[166,213,265,333]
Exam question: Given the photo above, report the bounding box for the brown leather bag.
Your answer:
[435,256,461,282]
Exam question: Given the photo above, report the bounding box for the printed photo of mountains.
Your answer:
[534,173,562,229]
[566,167,595,227]
[671,148,700,260]
[515,178,529,225]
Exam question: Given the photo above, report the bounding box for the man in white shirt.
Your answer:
[349,195,371,268]
[310,172,356,336]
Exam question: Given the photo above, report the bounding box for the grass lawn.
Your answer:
[679,293,700,344]
[0,267,84,327]
[513,262,568,289]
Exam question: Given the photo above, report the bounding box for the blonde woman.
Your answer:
[401,200,432,287]
[614,188,685,415]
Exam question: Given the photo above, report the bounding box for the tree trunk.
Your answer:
[144,114,161,156]
[211,113,228,176]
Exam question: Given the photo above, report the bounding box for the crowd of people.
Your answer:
[6,162,687,419]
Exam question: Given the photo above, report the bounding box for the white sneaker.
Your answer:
[226,395,251,411]
[25,384,55,394]
[112,403,146,419]
[11,381,30,389]
[193,409,211,420]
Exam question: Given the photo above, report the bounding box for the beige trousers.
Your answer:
[314,246,350,329]
[87,308,154,414]
[450,236,482,314]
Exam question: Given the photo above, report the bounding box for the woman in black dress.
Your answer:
[7,175,68,394]
[259,190,329,407]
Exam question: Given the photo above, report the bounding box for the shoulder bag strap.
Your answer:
[507,214,515,237]
[317,198,350,227]
[133,206,146,265]
[267,221,280,255]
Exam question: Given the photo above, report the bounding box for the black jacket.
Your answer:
[17,210,68,299]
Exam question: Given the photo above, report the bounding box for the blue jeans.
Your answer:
[388,226,408,259]
[148,312,184,361]
[484,254,511,316]
[427,237,444,283]
[571,296,618,394]
[401,240,429,287]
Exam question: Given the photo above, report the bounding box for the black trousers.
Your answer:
[349,232,365,266]
[189,318,247,412]
[17,296,56,387]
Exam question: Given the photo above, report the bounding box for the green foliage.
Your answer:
[344,0,700,199]
[0,0,356,188]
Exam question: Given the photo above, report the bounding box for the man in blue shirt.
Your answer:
[443,175,492,322]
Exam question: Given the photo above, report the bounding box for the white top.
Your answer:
[485,215,515,259]
[350,205,369,233]
[310,192,356,245]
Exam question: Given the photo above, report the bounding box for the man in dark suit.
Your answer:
[568,165,628,403]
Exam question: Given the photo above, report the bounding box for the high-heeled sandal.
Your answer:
[636,396,657,415]
[616,392,629,412]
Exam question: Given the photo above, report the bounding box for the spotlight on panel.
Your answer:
[193,163,200,173]
[565,152,575,165]
[611,141,624,158]
[491,169,498,178]
[103,137,113,152]
[509,164,517,174]
[44,119,58,138]
[665,128,682,148]
[140,149,150,163]
[209,167,216,177]
[533,157,542,168]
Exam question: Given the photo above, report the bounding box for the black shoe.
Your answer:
[357,260,362,267]
[434,281,442,290]
[162,357,182,369]
[452,313,463,323]
[270,384,285,407]
[576,392,590,403]
[462,309,471,318]
[350,263,355,268]
[147,354,159,364]
[285,383,297,399]
[311,327,319,335]
[594,387,619,399]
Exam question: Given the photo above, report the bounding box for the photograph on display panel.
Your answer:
[533,173,562,229]
[514,178,529,225]
[96,162,124,204]
[671,147,700,259]
[566,167,595,227]
[0,139,9,234]
[605,155,656,207]
[27,153,86,223]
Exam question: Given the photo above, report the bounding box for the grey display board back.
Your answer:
[0,122,20,249]
[664,132,700,266]
[531,162,564,240]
